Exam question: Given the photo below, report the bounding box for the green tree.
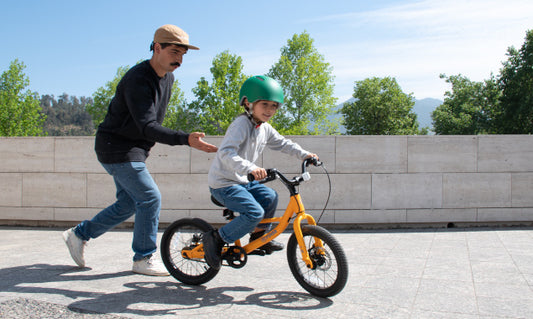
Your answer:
[432,74,499,135]
[86,65,128,129]
[268,31,338,135]
[341,77,419,135]
[189,50,248,135]
[0,59,46,136]
[494,30,533,133]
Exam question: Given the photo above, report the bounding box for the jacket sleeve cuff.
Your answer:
[175,132,190,146]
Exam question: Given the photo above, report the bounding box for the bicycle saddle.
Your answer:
[211,195,224,207]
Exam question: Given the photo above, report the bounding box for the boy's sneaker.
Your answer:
[250,230,284,254]
[202,229,225,270]
[62,227,86,267]
[132,255,169,276]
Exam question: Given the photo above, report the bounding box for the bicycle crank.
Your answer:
[223,246,248,268]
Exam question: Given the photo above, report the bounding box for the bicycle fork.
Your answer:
[290,194,326,269]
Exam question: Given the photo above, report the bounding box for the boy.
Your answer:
[204,75,318,270]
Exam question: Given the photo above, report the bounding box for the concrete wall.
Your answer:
[1,135,533,228]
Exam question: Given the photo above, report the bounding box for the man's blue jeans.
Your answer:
[210,181,278,243]
[74,162,161,261]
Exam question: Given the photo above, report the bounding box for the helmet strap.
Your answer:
[245,109,263,127]
[242,99,264,127]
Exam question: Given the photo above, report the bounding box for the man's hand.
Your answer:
[188,132,218,153]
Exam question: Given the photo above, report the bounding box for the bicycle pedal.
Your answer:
[223,208,235,220]
[248,249,267,256]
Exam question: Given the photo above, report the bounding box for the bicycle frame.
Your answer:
[183,159,325,269]
[240,193,322,268]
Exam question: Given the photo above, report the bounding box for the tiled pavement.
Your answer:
[0,226,532,318]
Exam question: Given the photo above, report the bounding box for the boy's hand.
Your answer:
[305,153,319,160]
[189,132,218,153]
[250,167,267,181]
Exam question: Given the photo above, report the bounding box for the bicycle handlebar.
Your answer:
[247,157,322,184]
[247,168,277,183]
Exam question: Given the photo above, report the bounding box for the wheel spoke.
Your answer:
[287,225,348,297]
[160,218,219,285]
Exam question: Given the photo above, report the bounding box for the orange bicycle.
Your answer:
[160,158,348,297]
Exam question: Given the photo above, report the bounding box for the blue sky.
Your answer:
[1,0,532,104]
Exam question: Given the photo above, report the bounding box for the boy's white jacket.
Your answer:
[208,114,311,189]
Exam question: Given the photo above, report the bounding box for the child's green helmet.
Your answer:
[239,75,284,107]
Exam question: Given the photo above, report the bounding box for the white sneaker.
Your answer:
[132,255,169,276]
[62,227,86,267]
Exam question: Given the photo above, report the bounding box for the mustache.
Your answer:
[170,62,181,67]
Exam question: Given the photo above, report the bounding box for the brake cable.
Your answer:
[315,163,332,224]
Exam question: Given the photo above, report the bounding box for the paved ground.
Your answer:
[0,226,532,318]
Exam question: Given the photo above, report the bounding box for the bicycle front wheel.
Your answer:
[287,225,348,297]
[160,218,219,285]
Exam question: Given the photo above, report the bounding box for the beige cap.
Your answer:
[153,24,199,50]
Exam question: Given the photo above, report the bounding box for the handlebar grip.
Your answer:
[304,157,322,167]
[248,169,276,182]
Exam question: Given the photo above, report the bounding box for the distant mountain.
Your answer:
[330,97,442,133]
[413,98,442,129]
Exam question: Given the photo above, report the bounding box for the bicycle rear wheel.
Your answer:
[160,218,219,285]
[287,225,348,297]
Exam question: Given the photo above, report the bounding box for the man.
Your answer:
[63,24,217,276]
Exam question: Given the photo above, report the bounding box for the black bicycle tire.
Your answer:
[160,218,219,285]
[287,225,349,297]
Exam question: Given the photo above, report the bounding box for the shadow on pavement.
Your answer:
[0,263,333,316]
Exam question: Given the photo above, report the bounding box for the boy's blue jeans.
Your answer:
[210,181,278,243]
[74,162,161,261]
